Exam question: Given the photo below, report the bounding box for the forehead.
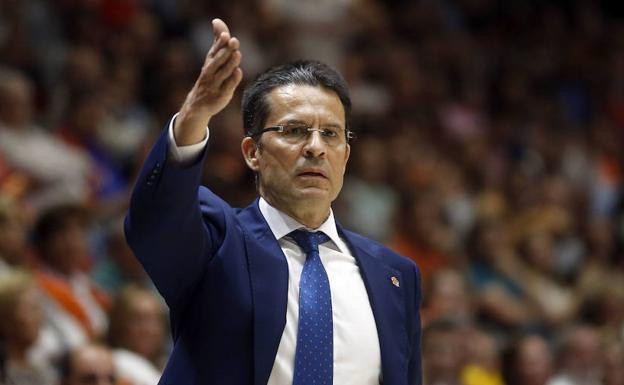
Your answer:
[265,84,345,126]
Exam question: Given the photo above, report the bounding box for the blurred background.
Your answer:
[0,0,623,384]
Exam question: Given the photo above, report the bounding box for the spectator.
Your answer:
[0,197,29,273]
[389,189,456,284]
[0,68,91,210]
[503,334,554,385]
[339,137,398,242]
[0,269,55,385]
[422,268,473,327]
[108,285,164,385]
[422,320,464,385]
[460,328,505,385]
[33,204,110,354]
[466,220,537,333]
[57,89,128,202]
[92,219,152,295]
[548,325,604,385]
[603,341,623,385]
[516,230,580,327]
[59,344,119,385]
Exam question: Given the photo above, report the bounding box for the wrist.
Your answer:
[174,108,211,146]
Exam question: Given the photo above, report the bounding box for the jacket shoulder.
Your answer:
[342,229,419,272]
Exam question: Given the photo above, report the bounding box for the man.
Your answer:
[547,325,603,385]
[34,204,110,351]
[125,18,422,385]
[422,320,464,385]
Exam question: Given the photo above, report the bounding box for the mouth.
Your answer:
[297,170,328,179]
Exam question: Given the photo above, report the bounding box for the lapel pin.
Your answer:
[391,276,400,287]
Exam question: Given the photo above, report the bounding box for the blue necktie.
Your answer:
[289,229,333,385]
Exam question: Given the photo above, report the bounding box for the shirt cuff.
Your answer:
[168,112,210,166]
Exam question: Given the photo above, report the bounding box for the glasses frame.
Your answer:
[249,124,356,143]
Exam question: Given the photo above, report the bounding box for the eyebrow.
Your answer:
[279,119,343,129]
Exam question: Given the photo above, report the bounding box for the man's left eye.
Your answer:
[321,129,338,137]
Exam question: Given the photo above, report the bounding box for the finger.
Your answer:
[213,50,241,85]
[220,68,243,94]
[212,18,230,37]
[213,35,239,56]
[206,18,230,56]
[228,37,240,50]
[204,45,235,75]
[207,31,230,57]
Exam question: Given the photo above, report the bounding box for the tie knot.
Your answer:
[289,229,330,255]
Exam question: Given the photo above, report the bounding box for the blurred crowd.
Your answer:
[0,0,623,384]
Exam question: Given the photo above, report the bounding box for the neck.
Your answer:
[262,195,330,229]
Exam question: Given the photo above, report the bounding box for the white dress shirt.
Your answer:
[167,115,382,384]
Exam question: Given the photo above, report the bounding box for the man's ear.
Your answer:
[241,136,260,172]
[344,143,350,170]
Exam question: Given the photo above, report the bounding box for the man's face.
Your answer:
[245,84,350,216]
[47,219,89,275]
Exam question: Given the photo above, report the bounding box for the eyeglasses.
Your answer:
[251,123,355,145]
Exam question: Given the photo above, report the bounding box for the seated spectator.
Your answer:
[0,197,30,274]
[579,280,624,340]
[57,89,128,202]
[32,204,110,354]
[460,328,505,385]
[422,268,474,327]
[108,285,164,385]
[466,220,538,333]
[0,269,55,385]
[575,219,618,298]
[0,68,91,211]
[92,219,152,295]
[548,325,603,385]
[515,231,580,327]
[422,320,464,385]
[502,334,554,385]
[59,344,122,385]
[0,153,31,204]
[603,341,623,385]
[338,137,398,242]
[388,189,456,285]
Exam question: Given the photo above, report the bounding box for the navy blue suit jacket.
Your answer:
[125,126,422,385]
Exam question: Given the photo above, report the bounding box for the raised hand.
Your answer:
[174,18,243,145]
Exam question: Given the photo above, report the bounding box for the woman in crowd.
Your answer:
[108,285,165,385]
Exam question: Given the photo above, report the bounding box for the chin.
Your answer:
[296,187,331,202]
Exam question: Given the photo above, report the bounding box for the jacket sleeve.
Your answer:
[124,119,228,314]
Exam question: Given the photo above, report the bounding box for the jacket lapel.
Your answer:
[339,226,409,385]
[237,199,289,385]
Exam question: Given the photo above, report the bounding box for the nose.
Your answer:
[302,130,326,158]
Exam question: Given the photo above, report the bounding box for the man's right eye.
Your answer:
[284,125,308,136]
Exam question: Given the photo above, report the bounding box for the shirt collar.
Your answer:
[258,197,345,253]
